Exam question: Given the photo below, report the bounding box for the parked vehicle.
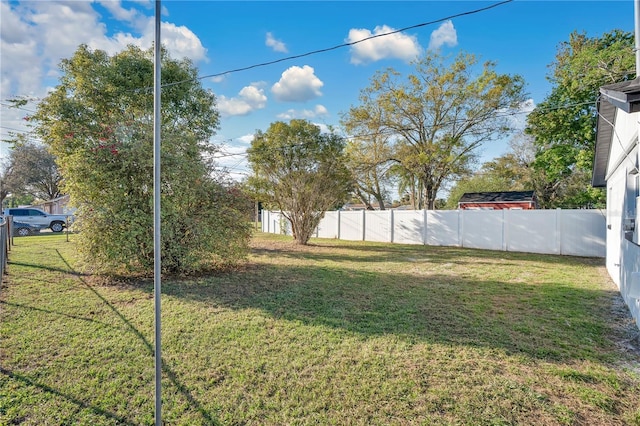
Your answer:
[12,221,42,237]
[3,208,71,233]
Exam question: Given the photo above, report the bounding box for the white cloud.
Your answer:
[213,143,250,180]
[313,122,331,134]
[266,32,287,53]
[97,0,140,23]
[237,134,255,145]
[347,25,421,65]
[95,19,208,62]
[271,65,323,102]
[157,21,208,62]
[217,84,268,117]
[0,1,207,103]
[0,1,103,100]
[428,20,457,51]
[277,104,328,120]
[508,98,535,130]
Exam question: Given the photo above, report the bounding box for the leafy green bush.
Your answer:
[33,45,251,275]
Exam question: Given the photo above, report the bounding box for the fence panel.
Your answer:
[560,210,606,257]
[506,210,559,255]
[365,211,391,242]
[317,211,338,239]
[261,209,606,257]
[393,211,425,245]
[340,211,364,241]
[264,211,288,235]
[426,211,460,247]
[462,210,503,251]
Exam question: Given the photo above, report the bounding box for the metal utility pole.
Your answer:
[153,1,162,425]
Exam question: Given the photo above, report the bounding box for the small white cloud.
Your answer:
[210,75,226,83]
[155,21,208,62]
[277,104,329,120]
[271,65,323,102]
[97,0,139,23]
[266,32,287,53]
[348,25,421,65]
[237,134,255,145]
[428,20,457,51]
[508,98,535,130]
[313,122,331,134]
[217,84,267,117]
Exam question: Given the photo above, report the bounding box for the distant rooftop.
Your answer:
[459,190,535,203]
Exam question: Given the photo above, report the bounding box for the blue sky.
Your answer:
[0,1,635,181]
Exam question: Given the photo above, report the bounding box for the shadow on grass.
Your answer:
[253,238,606,269]
[52,250,221,426]
[8,260,89,276]
[0,300,112,327]
[161,243,625,364]
[0,367,135,426]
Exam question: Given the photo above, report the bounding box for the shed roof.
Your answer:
[459,190,535,203]
[593,77,640,187]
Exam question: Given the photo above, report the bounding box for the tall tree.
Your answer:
[31,45,251,275]
[247,119,352,245]
[342,99,394,210]
[343,52,526,209]
[526,30,635,208]
[344,136,393,210]
[4,141,61,202]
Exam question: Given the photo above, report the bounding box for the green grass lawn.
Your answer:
[1,232,639,425]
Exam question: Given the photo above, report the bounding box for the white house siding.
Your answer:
[606,164,640,329]
[602,106,640,329]
[620,238,640,329]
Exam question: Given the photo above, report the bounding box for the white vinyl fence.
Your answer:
[262,209,606,258]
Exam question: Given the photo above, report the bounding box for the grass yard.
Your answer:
[1,232,639,425]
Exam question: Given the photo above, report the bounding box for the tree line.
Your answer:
[4,28,634,264]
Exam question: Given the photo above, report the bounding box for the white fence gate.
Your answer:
[262,209,606,258]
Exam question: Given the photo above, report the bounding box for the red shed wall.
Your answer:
[459,202,535,210]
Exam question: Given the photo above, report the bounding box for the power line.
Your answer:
[158,0,514,90]
[0,102,37,114]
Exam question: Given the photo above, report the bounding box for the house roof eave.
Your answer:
[592,99,616,187]
[592,78,640,188]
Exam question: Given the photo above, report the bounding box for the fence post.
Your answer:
[362,210,366,241]
[459,209,464,248]
[556,208,562,255]
[337,210,341,240]
[503,209,509,252]
[423,209,428,245]
[390,210,394,243]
